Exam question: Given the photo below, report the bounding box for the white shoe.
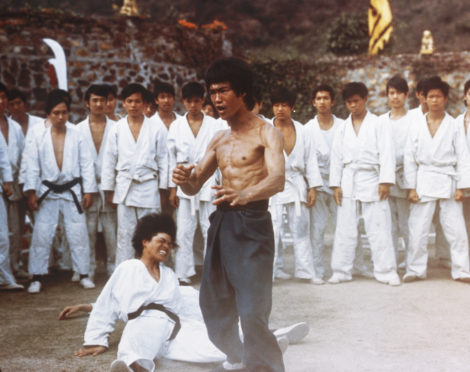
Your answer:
[2,282,24,291]
[310,277,325,285]
[71,272,80,282]
[275,270,291,280]
[455,276,470,284]
[274,322,309,344]
[403,273,424,283]
[110,359,132,372]
[80,277,95,289]
[328,273,351,284]
[388,276,401,286]
[276,336,289,354]
[28,281,41,294]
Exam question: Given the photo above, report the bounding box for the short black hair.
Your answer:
[121,83,146,101]
[416,78,430,94]
[270,87,296,107]
[84,84,108,102]
[182,82,205,99]
[153,80,175,98]
[386,75,409,94]
[342,82,368,100]
[143,89,155,104]
[0,82,7,95]
[7,88,26,103]
[205,57,255,111]
[423,76,450,98]
[45,89,71,115]
[102,84,118,98]
[253,86,263,104]
[464,79,470,97]
[312,84,335,101]
[131,213,177,258]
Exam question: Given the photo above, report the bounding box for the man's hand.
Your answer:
[212,185,249,206]
[82,193,92,210]
[58,304,93,320]
[454,189,465,202]
[74,345,107,357]
[408,189,419,203]
[378,184,390,201]
[169,188,179,209]
[306,188,317,208]
[105,191,116,209]
[333,187,342,206]
[27,191,39,211]
[172,164,195,186]
[2,182,12,197]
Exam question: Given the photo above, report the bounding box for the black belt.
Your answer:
[37,177,84,214]
[217,199,269,212]
[127,303,181,341]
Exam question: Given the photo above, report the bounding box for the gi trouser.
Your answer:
[406,199,470,279]
[199,201,285,372]
[174,198,215,279]
[310,191,337,279]
[28,198,90,275]
[0,195,16,285]
[331,198,398,283]
[389,196,409,261]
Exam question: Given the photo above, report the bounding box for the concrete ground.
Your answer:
[1,240,470,372]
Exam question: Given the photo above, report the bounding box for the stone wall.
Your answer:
[0,10,230,122]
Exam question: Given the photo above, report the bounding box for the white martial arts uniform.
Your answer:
[404,112,470,280]
[379,111,412,261]
[329,111,399,283]
[167,113,223,280]
[0,136,17,285]
[101,116,168,265]
[1,116,25,273]
[77,117,117,276]
[23,123,97,275]
[456,111,470,246]
[304,115,342,279]
[83,259,225,372]
[270,119,323,279]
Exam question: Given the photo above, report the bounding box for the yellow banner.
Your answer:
[369,0,393,55]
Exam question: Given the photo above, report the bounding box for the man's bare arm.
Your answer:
[172,131,223,195]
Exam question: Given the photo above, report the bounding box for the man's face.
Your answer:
[144,102,158,118]
[272,102,293,120]
[203,103,215,118]
[48,102,69,127]
[0,91,8,115]
[183,96,204,116]
[313,91,333,115]
[86,94,106,116]
[209,82,245,120]
[105,93,117,115]
[345,94,367,116]
[387,87,408,110]
[8,97,26,118]
[123,93,144,117]
[155,92,175,114]
[426,89,447,113]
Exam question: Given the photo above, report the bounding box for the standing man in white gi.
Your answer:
[304,84,342,283]
[379,76,412,267]
[168,82,221,284]
[329,82,400,286]
[103,85,121,122]
[270,87,322,282]
[0,83,26,279]
[403,76,470,283]
[77,84,117,280]
[7,88,43,136]
[24,89,97,293]
[101,83,168,266]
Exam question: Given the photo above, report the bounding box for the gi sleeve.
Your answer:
[78,131,98,193]
[155,123,168,190]
[100,124,118,192]
[328,120,345,189]
[403,124,418,189]
[377,116,396,184]
[167,123,177,188]
[303,125,323,189]
[22,129,40,192]
[0,136,12,185]
[453,119,470,189]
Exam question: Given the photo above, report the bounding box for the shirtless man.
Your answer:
[173,57,286,372]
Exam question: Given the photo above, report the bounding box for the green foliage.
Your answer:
[326,13,369,56]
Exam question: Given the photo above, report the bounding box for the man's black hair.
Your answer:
[102,84,118,97]
[270,87,297,108]
[253,86,263,104]
[464,79,470,97]
[386,75,409,94]
[416,78,430,94]
[84,84,108,102]
[205,57,255,111]
[182,82,205,100]
[153,80,175,98]
[7,88,27,103]
[45,89,71,115]
[121,83,147,101]
[143,89,155,104]
[131,213,177,258]
[312,84,335,101]
[342,82,368,101]
[423,76,450,98]
[0,82,7,95]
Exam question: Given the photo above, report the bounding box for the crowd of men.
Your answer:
[1,70,470,294]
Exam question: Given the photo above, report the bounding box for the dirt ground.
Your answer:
[2,240,470,372]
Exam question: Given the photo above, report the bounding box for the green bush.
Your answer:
[326,13,368,56]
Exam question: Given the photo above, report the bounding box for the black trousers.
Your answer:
[199,202,285,372]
